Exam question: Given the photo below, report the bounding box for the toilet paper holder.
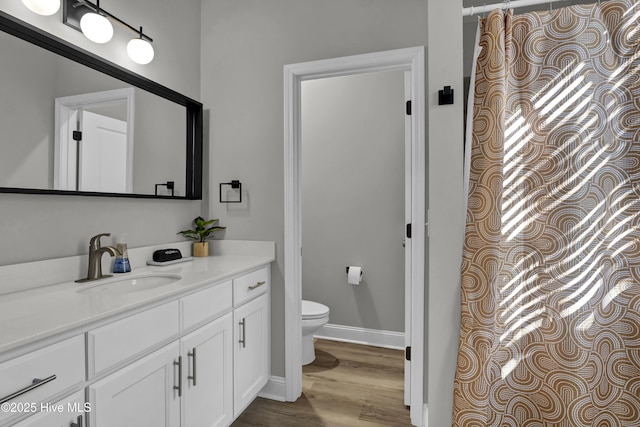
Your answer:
[346,266,363,285]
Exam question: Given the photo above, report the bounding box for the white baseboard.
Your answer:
[314,323,405,350]
[258,376,286,402]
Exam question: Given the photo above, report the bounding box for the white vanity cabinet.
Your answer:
[0,253,273,427]
[232,267,270,417]
[87,296,232,427]
[89,315,235,427]
[86,264,270,427]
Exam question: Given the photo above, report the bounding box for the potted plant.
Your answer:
[178,216,226,257]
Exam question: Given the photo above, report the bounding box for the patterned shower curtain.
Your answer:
[454,1,640,426]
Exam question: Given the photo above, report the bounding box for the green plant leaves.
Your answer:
[178,217,226,242]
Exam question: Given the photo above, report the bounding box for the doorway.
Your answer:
[284,47,426,427]
[301,68,408,396]
[54,87,135,192]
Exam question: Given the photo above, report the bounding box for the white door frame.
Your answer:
[283,46,426,427]
[403,69,413,407]
[54,87,135,192]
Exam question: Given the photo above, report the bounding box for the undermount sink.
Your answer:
[76,273,182,295]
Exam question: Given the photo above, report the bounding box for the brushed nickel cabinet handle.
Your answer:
[188,347,197,386]
[173,356,183,397]
[239,318,246,348]
[248,281,266,290]
[0,375,56,404]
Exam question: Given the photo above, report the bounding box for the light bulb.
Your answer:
[21,0,60,16]
[80,12,113,44]
[127,38,154,64]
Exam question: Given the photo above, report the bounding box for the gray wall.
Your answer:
[301,71,405,333]
[427,1,464,426]
[0,32,56,189]
[131,90,186,196]
[0,0,203,265]
[200,0,429,385]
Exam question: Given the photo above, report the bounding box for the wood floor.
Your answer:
[232,339,411,427]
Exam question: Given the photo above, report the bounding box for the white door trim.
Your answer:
[54,87,135,192]
[404,69,413,407]
[283,46,426,427]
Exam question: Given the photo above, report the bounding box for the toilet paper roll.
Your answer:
[347,266,363,285]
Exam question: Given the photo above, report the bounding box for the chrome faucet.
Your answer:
[76,233,120,283]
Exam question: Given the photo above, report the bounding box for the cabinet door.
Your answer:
[181,313,233,427]
[233,293,270,417]
[12,391,85,427]
[89,341,180,427]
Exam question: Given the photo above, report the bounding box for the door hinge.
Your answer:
[406,100,412,115]
[72,130,82,142]
[405,346,411,361]
[406,223,412,239]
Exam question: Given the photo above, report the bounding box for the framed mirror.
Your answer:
[0,11,202,199]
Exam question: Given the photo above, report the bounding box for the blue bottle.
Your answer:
[113,240,131,273]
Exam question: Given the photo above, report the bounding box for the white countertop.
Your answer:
[0,241,275,356]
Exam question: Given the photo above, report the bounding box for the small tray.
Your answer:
[146,256,194,266]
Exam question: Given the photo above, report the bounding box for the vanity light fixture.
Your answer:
[127,27,154,65]
[21,0,61,16]
[62,0,154,63]
[79,0,112,43]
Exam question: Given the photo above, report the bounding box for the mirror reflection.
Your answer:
[0,24,187,197]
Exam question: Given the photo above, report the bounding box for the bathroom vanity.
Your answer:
[0,241,274,427]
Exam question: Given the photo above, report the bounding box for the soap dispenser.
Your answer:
[113,236,131,273]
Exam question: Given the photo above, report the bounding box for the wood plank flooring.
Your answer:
[232,339,411,427]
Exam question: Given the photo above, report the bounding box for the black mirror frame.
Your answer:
[0,11,203,200]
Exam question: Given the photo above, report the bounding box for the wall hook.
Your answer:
[438,86,454,105]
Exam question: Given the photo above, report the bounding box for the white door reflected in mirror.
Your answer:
[78,111,128,193]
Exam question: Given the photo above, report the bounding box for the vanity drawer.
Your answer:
[87,301,179,377]
[181,280,233,330]
[0,335,84,425]
[233,266,270,307]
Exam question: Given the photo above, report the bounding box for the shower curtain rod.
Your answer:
[463,0,568,16]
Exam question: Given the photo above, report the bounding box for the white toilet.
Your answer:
[301,300,330,365]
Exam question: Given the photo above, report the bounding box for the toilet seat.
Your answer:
[302,300,330,320]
